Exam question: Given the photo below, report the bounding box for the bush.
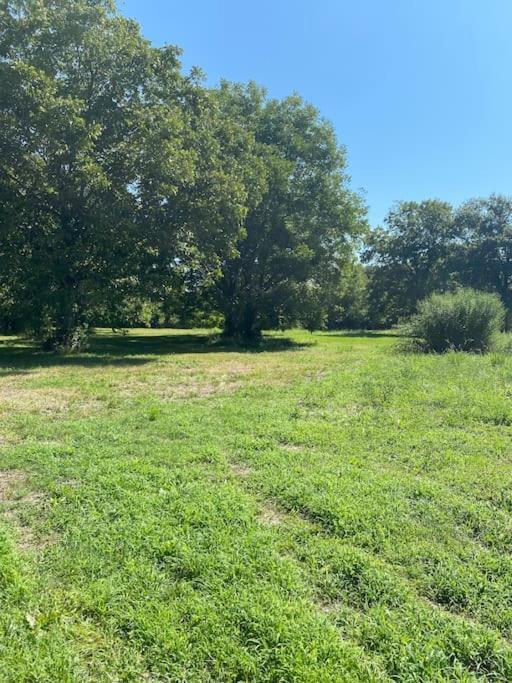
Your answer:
[406,289,505,353]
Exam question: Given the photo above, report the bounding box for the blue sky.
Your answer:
[120,0,512,227]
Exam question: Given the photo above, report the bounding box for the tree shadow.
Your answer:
[318,330,401,339]
[0,331,308,374]
[91,333,309,356]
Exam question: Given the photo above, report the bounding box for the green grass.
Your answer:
[1,328,512,681]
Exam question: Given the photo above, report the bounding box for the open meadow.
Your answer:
[1,329,512,681]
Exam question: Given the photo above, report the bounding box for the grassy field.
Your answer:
[1,329,512,681]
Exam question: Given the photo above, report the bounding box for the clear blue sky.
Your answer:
[120,0,512,227]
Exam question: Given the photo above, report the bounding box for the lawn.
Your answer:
[1,328,512,682]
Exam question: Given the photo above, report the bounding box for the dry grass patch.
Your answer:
[158,379,244,400]
[0,386,71,415]
[338,403,363,419]
[0,469,55,551]
[280,442,304,453]
[0,430,20,446]
[316,600,343,615]
[113,360,256,401]
[229,463,253,477]
[258,502,287,526]
[0,469,27,502]
[0,385,103,417]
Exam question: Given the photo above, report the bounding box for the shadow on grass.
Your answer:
[0,332,309,373]
[317,330,401,339]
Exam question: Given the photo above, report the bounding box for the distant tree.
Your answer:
[326,259,369,329]
[213,82,367,341]
[364,200,457,325]
[137,80,259,337]
[453,195,512,324]
[301,280,327,333]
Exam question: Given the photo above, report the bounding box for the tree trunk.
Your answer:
[222,303,261,343]
[241,304,261,342]
[47,281,89,352]
[52,318,88,352]
[222,311,237,339]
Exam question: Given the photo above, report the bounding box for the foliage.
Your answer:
[407,288,505,353]
[213,82,367,341]
[4,2,512,346]
[0,0,250,349]
[0,2,365,348]
[326,260,369,329]
[1,0,155,347]
[363,194,512,330]
[452,194,512,324]
[300,280,327,333]
[364,200,457,325]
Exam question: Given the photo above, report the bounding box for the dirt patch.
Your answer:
[2,508,56,551]
[0,469,54,551]
[0,469,26,501]
[317,600,342,615]
[258,503,286,526]
[229,463,253,477]
[280,443,303,453]
[58,478,81,488]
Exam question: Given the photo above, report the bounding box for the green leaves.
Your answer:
[0,1,366,346]
[1,0,160,345]
[214,83,367,340]
[364,200,456,325]
[364,194,512,328]
[0,0,255,347]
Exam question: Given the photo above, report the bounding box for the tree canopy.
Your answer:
[453,195,512,319]
[213,82,367,340]
[363,200,457,326]
[0,0,366,347]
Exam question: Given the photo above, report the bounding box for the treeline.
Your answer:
[364,195,512,328]
[1,2,511,350]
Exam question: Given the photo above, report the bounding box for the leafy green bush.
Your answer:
[407,289,505,353]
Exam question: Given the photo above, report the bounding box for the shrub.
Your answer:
[406,289,505,353]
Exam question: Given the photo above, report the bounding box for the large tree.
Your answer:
[1,0,156,347]
[0,0,248,349]
[213,82,367,341]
